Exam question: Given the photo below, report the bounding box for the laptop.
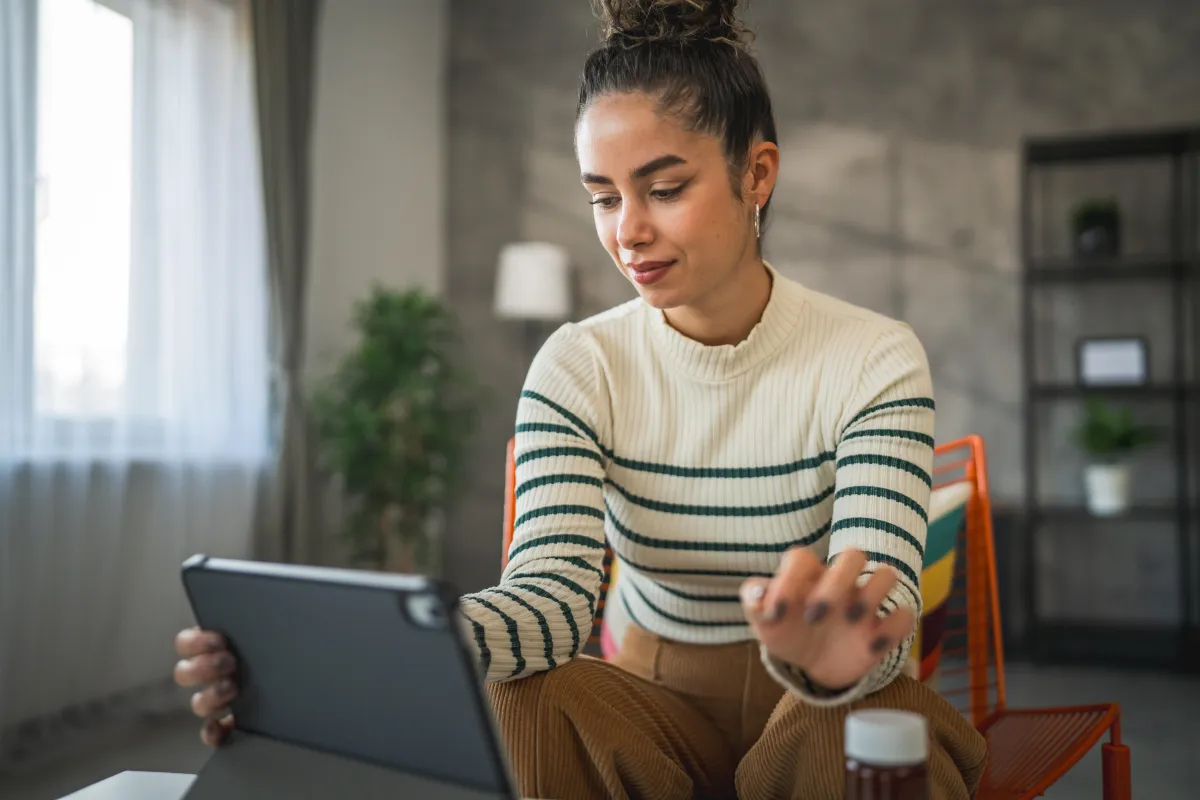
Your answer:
[180,555,518,800]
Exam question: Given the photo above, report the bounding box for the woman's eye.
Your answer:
[651,186,683,201]
[589,196,619,209]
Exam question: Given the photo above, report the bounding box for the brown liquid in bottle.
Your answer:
[845,710,930,800]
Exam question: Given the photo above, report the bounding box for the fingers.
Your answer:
[764,547,824,622]
[847,567,897,624]
[174,650,236,689]
[804,549,866,623]
[739,577,772,620]
[868,606,916,655]
[190,678,238,718]
[175,627,225,659]
[200,712,235,747]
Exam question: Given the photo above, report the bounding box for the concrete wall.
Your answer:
[306,0,447,381]
[442,0,1200,620]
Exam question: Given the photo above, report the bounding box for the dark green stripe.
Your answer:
[515,474,603,499]
[834,486,928,522]
[507,533,607,561]
[837,454,932,487]
[653,582,742,603]
[492,589,555,669]
[515,422,584,439]
[831,551,920,596]
[512,583,581,657]
[616,551,773,579]
[620,592,645,630]
[606,478,834,517]
[546,555,606,583]
[832,517,924,558]
[516,446,603,468]
[520,391,600,445]
[629,583,747,628]
[846,397,935,430]
[509,571,596,618]
[842,428,935,449]
[466,597,524,678]
[514,504,605,530]
[609,450,835,479]
[468,617,490,675]
[606,500,830,552]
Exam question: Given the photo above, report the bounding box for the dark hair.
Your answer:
[578,0,778,232]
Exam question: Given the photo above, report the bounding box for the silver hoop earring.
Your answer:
[754,204,761,239]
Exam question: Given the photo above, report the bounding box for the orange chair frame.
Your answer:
[501,434,1132,799]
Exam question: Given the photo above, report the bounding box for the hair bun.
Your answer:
[594,0,753,48]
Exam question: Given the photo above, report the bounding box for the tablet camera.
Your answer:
[405,593,448,630]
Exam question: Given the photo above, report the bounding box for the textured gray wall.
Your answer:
[444,0,1200,603]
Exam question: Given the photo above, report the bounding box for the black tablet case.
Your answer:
[180,556,516,800]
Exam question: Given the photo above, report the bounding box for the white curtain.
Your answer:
[0,0,269,762]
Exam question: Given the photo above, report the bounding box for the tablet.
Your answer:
[180,555,516,799]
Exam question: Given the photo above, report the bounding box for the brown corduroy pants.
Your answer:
[486,626,988,799]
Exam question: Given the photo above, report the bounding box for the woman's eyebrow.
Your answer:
[581,154,688,185]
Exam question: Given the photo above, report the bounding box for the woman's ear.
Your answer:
[745,140,779,207]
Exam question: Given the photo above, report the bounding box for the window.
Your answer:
[35,0,134,421]
[1,0,270,463]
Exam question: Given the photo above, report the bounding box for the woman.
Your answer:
[174,1,988,797]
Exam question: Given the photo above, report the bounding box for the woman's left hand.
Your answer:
[740,547,916,692]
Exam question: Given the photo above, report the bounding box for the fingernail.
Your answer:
[871,636,891,653]
[845,602,866,623]
[745,584,766,607]
[763,599,787,622]
[804,601,829,624]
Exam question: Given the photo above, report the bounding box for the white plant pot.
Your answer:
[1084,463,1132,517]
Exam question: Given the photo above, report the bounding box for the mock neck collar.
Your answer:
[645,262,805,382]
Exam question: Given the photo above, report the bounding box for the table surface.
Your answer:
[59,772,196,800]
[60,771,543,799]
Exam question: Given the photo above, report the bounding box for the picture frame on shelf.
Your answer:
[1075,336,1149,386]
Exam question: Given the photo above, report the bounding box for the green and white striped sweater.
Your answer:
[458,264,935,706]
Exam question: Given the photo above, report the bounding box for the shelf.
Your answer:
[1029,383,1194,400]
[1024,126,1199,165]
[1028,622,1190,670]
[1026,257,1189,283]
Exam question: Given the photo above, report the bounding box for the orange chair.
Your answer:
[931,436,1130,799]
[500,435,1132,799]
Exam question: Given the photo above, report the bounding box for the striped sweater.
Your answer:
[458,264,935,706]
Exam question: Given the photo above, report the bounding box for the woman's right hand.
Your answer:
[173,626,238,746]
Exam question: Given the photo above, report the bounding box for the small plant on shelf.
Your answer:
[310,285,483,573]
[1070,396,1158,516]
[1070,197,1121,258]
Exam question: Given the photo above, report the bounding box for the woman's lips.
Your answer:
[627,260,675,286]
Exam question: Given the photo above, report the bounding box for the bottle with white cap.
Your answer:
[844,709,930,800]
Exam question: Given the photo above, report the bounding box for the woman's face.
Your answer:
[576,91,773,312]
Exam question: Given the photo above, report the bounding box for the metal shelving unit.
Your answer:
[1019,126,1200,671]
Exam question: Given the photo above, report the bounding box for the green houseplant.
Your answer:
[310,286,482,572]
[1070,397,1158,516]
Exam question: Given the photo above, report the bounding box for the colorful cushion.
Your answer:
[910,481,973,683]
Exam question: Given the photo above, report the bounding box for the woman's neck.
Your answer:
[663,257,773,347]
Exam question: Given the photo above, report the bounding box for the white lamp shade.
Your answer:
[494,242,572,321]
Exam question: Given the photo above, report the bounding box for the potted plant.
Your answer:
[1070,397,1158,516]
[1070,197,1121,258]
[311,285,482,573]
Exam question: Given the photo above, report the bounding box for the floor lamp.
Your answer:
[494,242,572,372]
